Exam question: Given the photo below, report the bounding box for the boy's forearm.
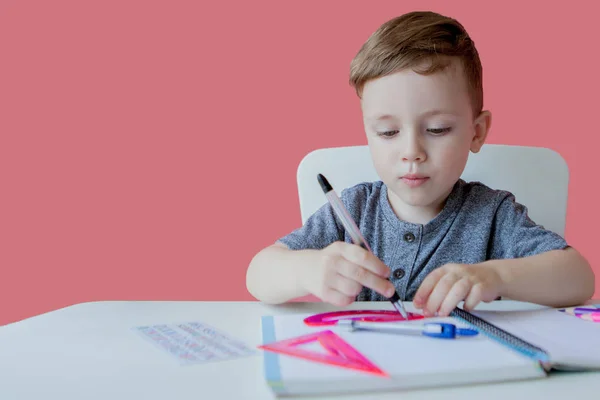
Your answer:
[485,247,595,307]
[246,244,316,304]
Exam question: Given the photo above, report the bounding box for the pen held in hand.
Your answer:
[317,173,409,320]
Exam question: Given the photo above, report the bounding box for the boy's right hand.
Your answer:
[299,241,397,306]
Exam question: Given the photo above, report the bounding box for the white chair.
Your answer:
[296,144,569,236]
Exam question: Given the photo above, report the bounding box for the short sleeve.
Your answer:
[489,193,569,259]
[277,192,349,251]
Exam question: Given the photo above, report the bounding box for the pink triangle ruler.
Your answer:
[258,330,388,377]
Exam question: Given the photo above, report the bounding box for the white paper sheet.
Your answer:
[133,321,256,365]
[472,308,600,369]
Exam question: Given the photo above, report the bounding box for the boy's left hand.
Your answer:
[413,263,503,317]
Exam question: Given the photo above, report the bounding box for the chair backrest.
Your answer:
[296,144,569,236]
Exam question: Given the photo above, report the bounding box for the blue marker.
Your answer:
[339,320,478,339]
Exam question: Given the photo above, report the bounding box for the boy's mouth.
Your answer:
[400,174,429,188]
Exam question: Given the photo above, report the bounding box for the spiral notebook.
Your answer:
[259,305,600,397]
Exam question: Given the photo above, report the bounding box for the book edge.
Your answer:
[260,315,288,395]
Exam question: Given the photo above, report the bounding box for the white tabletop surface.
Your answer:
[0,300,598,399]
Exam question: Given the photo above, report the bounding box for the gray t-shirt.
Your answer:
[278,179,568,301]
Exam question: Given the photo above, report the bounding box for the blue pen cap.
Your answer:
[456,328,479,336]
[423,323,456,339]
[423,323,479,339]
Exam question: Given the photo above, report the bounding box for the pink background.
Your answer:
[1,1,599,326]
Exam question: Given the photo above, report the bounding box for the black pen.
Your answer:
[317,173,409,320]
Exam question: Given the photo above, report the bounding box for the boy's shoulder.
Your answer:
[459,179,514,201]
[449,179,522,221]
[459,179,521,208]
[339,180,385,199]
[453,179,542,232]
[333,180,391,226]
[338,180,386,211]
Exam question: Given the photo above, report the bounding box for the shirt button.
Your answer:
[403,232,415,243]
[393,269,405,279]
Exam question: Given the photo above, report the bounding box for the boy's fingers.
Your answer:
[425,273,458,316]
[338,260,395,298]
[332,273,363,297]
[339,243,391,278]
[414,267,446,307]
[438,278,471,317]
[463,283,483,311]
[322,287,355,307]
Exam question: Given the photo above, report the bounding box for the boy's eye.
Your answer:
[377,130,399,138]
[427,127,452,135]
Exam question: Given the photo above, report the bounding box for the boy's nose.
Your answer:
[401,133,426,162]
[402,152,425,162]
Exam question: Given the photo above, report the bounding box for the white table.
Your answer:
[0,300,598,399]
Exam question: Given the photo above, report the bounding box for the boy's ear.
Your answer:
[470,110,492,153]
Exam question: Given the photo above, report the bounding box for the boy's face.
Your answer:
[360,59,491,221]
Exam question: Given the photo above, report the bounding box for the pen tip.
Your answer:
[317,174,333,193]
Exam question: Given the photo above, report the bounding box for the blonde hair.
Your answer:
[350,11,483,116]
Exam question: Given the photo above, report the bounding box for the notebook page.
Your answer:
[265,313,543,384]
[472,308,600,369]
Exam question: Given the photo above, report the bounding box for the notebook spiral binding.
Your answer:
[450,307,551,364]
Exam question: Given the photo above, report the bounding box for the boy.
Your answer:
[246,11,595,317]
